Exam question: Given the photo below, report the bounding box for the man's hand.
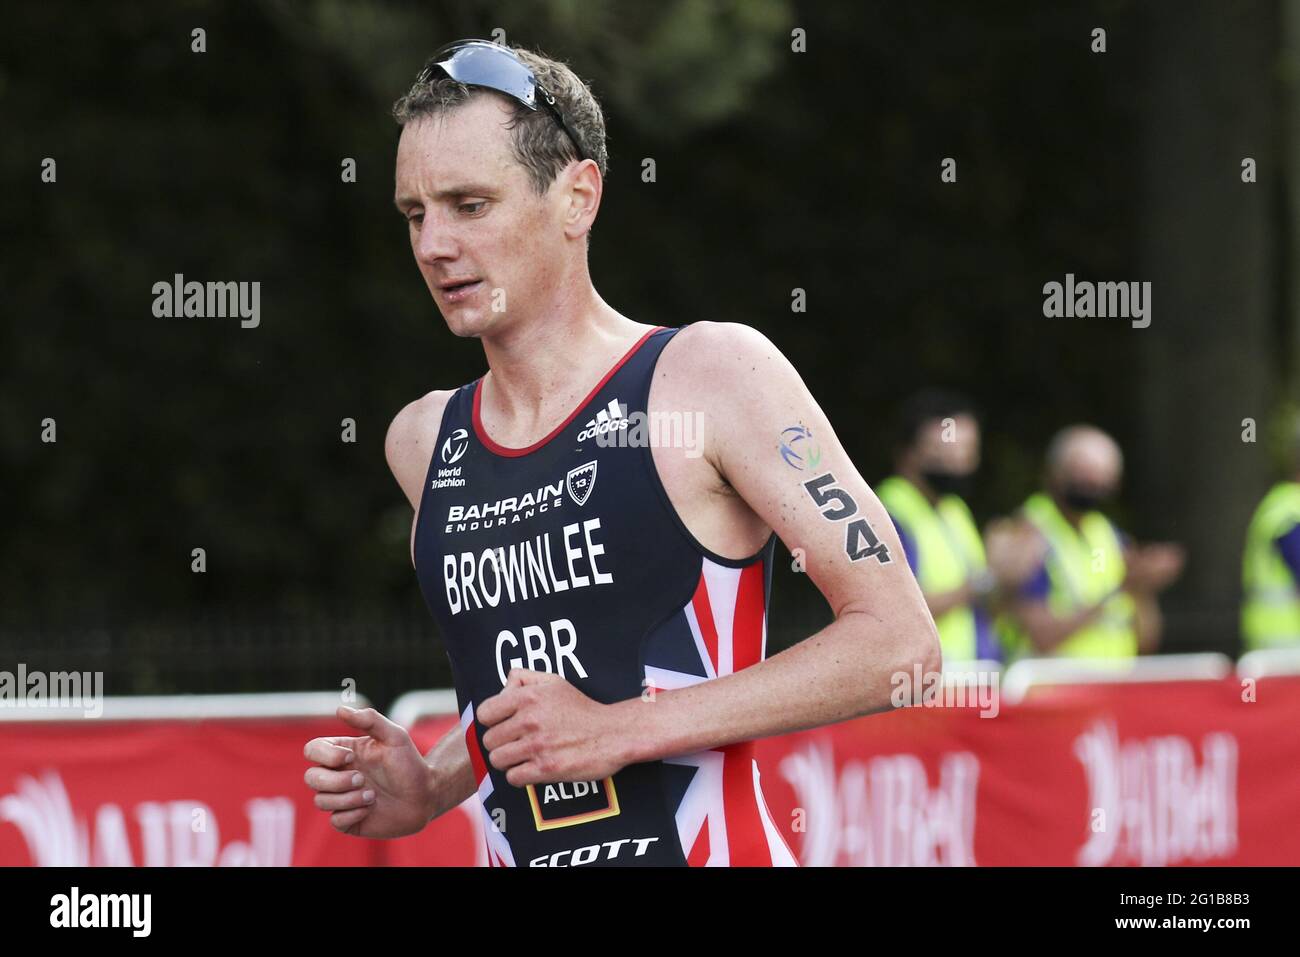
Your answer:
[984,516,1048,590]
[477,669,629,788]
[302,705,436,838]
[1123,542,1186,594]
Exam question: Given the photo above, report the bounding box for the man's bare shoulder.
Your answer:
[656,320,806,428]
[651,321,806,487]
[387,388,456,446]
[657,321,790,397]
[385,388,457,508]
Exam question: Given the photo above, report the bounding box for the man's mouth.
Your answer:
[438,279,483,302]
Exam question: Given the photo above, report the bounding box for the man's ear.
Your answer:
[564,160,602,240]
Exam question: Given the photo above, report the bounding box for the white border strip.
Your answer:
[1237,647,1300,679]
[0,691,369,722]
[938,659,1003,684]
[389,689,460,729]
[1002,653,1233,704]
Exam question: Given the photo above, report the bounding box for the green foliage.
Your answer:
[4,0,1228,672]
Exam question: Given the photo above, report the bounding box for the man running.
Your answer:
[303,39,940,866]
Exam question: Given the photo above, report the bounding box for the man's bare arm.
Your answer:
[385,391,478,817]
[1133,593,1162,654]
[922,582,976,620]
[610,322,941,762]
[1010,597,1109,654]
[421,723,478,820]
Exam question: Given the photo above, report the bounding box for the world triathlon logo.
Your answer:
[441,428,469,465]
[779,425,821,471]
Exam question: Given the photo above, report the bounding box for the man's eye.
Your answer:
[459,202,485,215]
[407,212,424,226]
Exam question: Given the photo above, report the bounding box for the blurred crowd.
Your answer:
[877,390,1298,665]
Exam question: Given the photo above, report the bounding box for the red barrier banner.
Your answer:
[0,718,376,866]
[747,676,1299,866]
[4,677,1298,866]
[391,676,1300,866]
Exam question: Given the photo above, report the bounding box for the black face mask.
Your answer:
[921,469,973,498]
[1061,486,1110,513]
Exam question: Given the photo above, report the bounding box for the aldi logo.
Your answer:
[526,777,620,831]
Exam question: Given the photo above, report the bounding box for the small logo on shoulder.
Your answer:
[441,427,469,465]
[566,461,597,506]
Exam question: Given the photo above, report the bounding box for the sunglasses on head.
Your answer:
[416,39,589,164]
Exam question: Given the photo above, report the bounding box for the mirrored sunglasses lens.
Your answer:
[440,46,535,106]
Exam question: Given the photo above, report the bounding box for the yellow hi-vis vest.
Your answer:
[1241,481,1300,649]
[877,476,987,661]
[1012,492,1137,658]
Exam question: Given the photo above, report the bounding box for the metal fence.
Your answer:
[0,609,453,714]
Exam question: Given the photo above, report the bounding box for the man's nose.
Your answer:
[415,212,459,263]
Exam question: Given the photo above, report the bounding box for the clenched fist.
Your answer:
[303,705,437,838]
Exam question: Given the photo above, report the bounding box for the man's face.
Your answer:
[915,413,981,475]
[394,95,563,337]
[1052,433,1122,504]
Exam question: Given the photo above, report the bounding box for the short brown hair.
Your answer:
[392,45,609,195]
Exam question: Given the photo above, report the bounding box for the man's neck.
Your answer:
[478,286,647,434]
[1049,492,1084,528]
[898,466,939,505]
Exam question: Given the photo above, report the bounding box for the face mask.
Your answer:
[1062,486,1109,513]
[922,469,973,498]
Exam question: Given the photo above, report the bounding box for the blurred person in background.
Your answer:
[1241,418,1300,650]
[998,425,1184,659]
[877,391,1001,664]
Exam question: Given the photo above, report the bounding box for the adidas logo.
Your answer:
[577,399,629,442]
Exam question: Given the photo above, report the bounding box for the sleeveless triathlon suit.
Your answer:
[413,324,797,867]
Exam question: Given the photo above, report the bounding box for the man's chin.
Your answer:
[440,309,490,339]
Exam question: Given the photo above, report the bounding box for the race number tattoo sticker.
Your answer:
[802,473,892,564]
